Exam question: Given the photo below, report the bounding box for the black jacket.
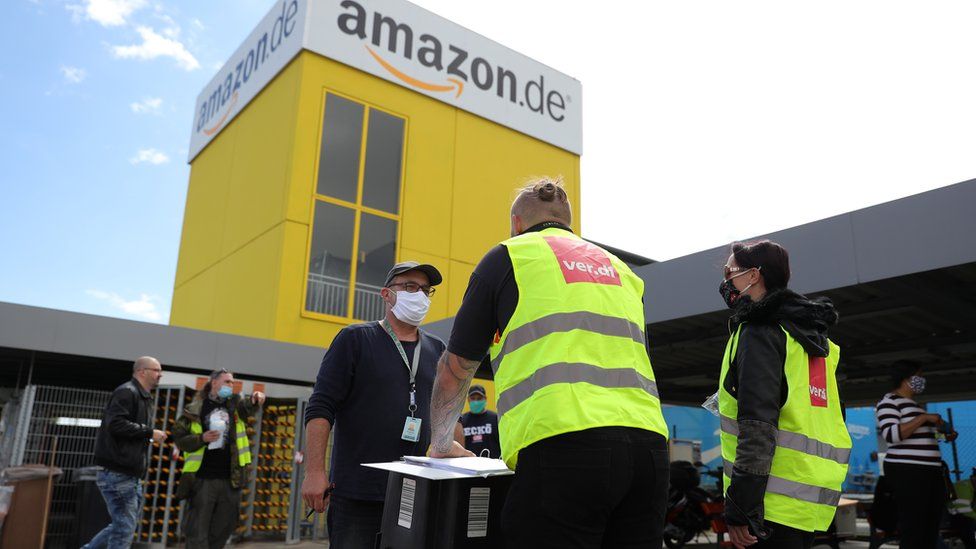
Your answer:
[722,289,839,533]
[94,378,155,478]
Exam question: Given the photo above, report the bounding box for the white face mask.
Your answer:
[390,290,430,326]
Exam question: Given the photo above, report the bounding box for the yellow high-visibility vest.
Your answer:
[719,324,851,532]
[182,418,251,472]
[490,227,668,469]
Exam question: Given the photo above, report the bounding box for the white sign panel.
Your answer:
[304,0,582,155]
[188,0,582,161]
[188,0,307,161]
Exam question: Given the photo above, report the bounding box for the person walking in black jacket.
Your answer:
[83,357,166,549]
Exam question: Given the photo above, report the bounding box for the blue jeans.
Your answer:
[82,469,142,549]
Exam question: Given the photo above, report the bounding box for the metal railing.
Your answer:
[5,385,331,547]
[12,385,113,549]
[306,274,386,321]
[136,385,187,546]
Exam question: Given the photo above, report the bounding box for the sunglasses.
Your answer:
[723,265,761,280]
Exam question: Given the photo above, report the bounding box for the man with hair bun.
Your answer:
[430,177,670,547]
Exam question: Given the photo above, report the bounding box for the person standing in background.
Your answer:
[459,384,501,458]
[876,360,951,549]
[173,369,265,549]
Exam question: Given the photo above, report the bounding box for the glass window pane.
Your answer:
[353,213,397,320]
[362,109,405,214]
[317,94,364,202]
[306,201,355,317]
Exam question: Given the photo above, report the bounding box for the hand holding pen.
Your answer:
[305,482,336,520]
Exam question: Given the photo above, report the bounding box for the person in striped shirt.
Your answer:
[875,360,948,549]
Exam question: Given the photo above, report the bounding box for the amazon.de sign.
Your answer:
[188,0,582,162]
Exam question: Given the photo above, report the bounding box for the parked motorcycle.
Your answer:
[664,461,729,548]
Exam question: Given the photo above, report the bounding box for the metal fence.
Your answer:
[10,385,113,549]
[945,406,976,482]
[136,385,188,546]
[306,273,386,321]
[5,386,321,547]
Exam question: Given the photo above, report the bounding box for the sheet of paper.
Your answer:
[402,456,511,475]
[362,461,477,480]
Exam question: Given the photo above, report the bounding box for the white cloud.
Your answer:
[130,97,162,114]
[130,148,169,165]
[112,26,200,70]
[191,18,205,31]
[86,290,164,322]
[153,14,180,38]
[60,65,86,84]
[69,0,147,27]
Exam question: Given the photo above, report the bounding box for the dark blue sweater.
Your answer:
[305,321,445,501]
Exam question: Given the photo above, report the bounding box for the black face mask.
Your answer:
[719,279,741,309]
[719,270,756,309]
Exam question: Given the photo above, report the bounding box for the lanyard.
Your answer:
[380,319,421,417]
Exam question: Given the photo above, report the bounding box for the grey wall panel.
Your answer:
[639,180,975,324]
[213,333,322,383]
[757,214,860,295]
[851,181,976,283]
[637,248,730,324]
[0,301,324,384]
[0,302,60,351]
[49,311,216,368]
[638,213,860,324]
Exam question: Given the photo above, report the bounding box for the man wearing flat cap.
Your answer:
[302,261,446,549]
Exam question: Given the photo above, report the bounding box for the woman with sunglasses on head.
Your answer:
[714,240,851,549]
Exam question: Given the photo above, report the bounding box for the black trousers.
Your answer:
[327,495,384,549]
[501,427,669,549]
[885,461,946,549]
[753,521,814,548]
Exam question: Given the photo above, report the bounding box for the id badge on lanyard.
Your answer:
[381,320,423,442]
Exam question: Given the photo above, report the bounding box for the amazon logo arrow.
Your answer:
[366,46,464,98]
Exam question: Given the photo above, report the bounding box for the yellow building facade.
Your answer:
[171,0,583,354]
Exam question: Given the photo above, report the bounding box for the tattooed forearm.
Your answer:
[430,351,480,454]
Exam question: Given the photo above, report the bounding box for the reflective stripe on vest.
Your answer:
[722,460,842,506]
[719,415,851,465]
[497,362,659,416]
[952,481,976,520]
[718,323,851,532]
[490,311,646,373]
[490,228,668,469]
[183,418,251,473]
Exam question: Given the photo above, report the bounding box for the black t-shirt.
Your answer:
[459,411,501,459]
[304,321,446,501]
[448,222,573,361]
[196,397,232,479]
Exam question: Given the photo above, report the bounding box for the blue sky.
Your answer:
[2,0,975,325]
[0,0,278,322]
